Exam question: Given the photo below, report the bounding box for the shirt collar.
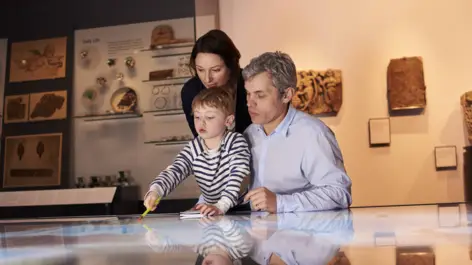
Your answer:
[197,130,230,152]
[257,105,297,137]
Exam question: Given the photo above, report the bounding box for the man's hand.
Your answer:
[245,213,278,241]
[195,204,223,216]
[244,187,277,213]
[144,191,159,211]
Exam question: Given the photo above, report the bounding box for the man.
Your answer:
[242,51,352,213]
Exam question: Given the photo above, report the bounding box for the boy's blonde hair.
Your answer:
[191,87,235,116]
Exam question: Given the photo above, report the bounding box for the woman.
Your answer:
[181,29,252,137]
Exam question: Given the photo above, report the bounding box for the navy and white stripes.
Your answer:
[195,219,252,261]
[149,131,251,212]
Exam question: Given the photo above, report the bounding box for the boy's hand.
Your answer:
[144,191,159,211]
[195,204,223,216]
[190,203,203,211]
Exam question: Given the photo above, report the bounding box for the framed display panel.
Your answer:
[4,91,67,123]
[434,145,457,171]
[368,118,391,147]
[8,37,67,83]
[72,6,219,200]
[29,90,67,122]
[4,94,29,124]
[73,17,195,117]
[3,133,62,188]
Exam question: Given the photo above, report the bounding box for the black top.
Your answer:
[180,70,252,137]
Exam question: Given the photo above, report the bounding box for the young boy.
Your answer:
[144,87,251,216]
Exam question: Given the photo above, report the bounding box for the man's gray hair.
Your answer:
[242,51,297,94]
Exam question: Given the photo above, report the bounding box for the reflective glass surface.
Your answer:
[0,203,470,264]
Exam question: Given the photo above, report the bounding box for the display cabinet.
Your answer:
[72,0,219,200]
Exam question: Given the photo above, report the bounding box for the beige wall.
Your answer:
[218,0,472,207]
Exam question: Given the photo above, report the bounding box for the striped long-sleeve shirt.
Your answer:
[148,131,251,213]
[195,218,253,262]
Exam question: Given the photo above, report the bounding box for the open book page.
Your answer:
[179,210,204,219]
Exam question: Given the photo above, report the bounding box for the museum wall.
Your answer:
[1,0,470,208]
[218,0,472,207]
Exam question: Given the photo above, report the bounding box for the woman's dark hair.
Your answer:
[189,29,241,86]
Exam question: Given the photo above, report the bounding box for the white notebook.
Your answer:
[179,210,204,219]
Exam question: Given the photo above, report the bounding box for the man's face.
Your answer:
[193,105,233,140]
[245,72,287,125]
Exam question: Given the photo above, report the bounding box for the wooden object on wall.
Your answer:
[460,91,472,144]
[4,94,29,124]
[396,246,435,265]
[29,90,67,122]
[292,69,343,115]
[9,37,67,83]
[3,133,62,188]
[387,56,426,111]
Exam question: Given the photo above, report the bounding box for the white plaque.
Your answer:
[369,118,391,146]
[434,146,457,170]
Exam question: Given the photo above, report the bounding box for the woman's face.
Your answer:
[195,53,231,88]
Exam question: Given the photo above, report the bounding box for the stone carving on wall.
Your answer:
[461,91,472,143]
[292,69,343,115]
[387,56,426,111]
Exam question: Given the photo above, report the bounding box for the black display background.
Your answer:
[0,0,196,191]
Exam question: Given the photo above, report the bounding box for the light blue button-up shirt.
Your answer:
[244,105,352,212]
[249,210,354,265]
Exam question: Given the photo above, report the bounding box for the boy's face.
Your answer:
[193,105,234,140]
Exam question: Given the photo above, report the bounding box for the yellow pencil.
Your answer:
[141,223,152,231]
[138,197,161,221]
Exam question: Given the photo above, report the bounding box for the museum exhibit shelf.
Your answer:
[74,112,143,122]
[142,109,184,117]
[144,139,191,146]
[71,3,220,201]
[139,42,195,52]
[150,81,187,87]
[152,52,191,59]
[0,185,140,218]
[142,76,192,83]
